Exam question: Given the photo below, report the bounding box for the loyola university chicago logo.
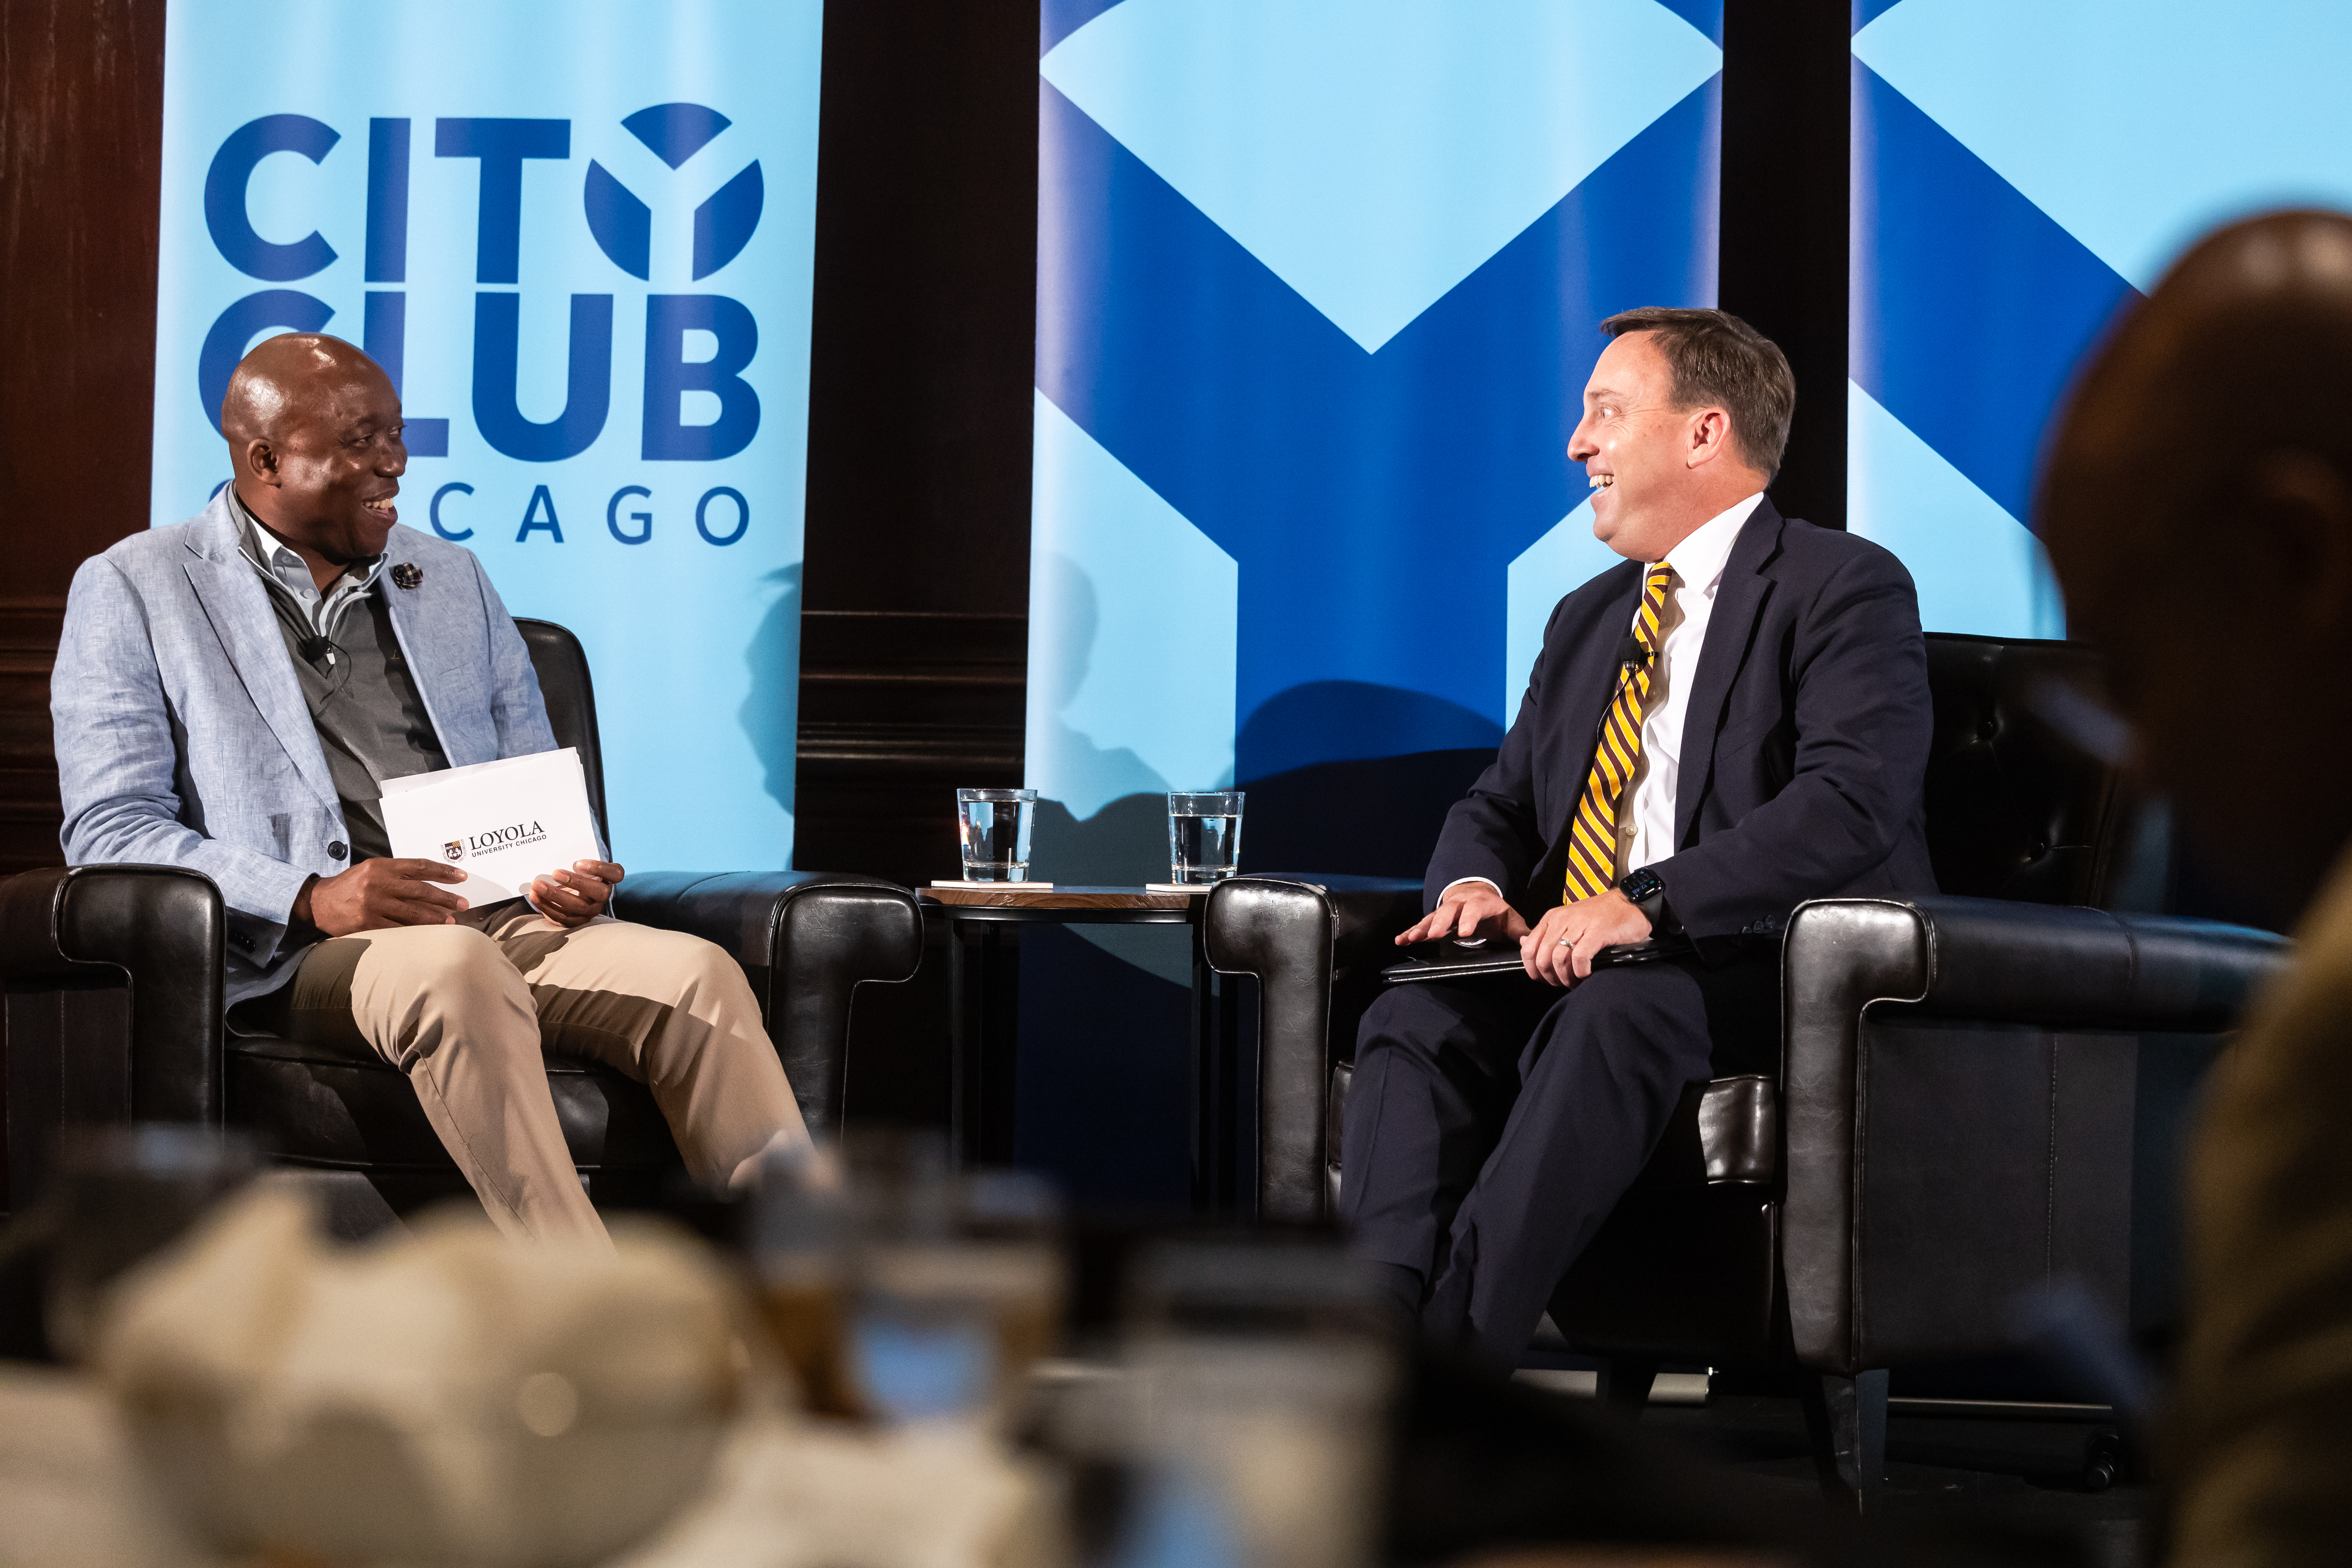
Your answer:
[189,101,766,549]
[441,821,547,863]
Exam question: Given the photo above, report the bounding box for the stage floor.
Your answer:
[1637,1392,2152,1567]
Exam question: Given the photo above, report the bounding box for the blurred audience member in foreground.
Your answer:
[2042,208,2352,1566]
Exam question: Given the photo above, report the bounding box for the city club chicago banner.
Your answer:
[149,0,823,871]
[1848,0,2352,639]
[1028,0,1722,893]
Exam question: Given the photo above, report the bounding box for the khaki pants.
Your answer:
[261,900,809,1242]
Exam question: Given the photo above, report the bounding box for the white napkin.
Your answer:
[95,1186,744,1568]
[610,1417,1066,1568]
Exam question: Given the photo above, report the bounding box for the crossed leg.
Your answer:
[1341,954,1776,1366]
[270,900,809,1242]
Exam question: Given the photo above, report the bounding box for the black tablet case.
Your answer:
[1381,933,1694,985]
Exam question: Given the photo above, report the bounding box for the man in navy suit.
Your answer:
[1344,308,1937,1365]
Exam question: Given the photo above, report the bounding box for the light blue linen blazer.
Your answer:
[51,491,560,1003]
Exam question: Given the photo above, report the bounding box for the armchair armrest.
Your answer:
[1,864,226,1125]
[1204,874,1421,1222]
[613,872,922,1134]
[2,867,90,988]
[1780,894,2289,1373]
[3,865,226,1210]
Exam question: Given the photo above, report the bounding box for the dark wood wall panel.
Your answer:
[790,1,1040,1126]
[0,602,65,874]
[796,610,1024,889]
[793,0,1040,892]
[1719,0,1852,531]
[0,0,166,874]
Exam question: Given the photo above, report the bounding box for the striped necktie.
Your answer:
[1563,562,1676,904]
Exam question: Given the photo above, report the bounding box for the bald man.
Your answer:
[51,335,810,1241]
[2042,210,2352,1565]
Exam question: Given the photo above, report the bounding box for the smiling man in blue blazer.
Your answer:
[1345,308,1936,1365]
[52,334,809,1242]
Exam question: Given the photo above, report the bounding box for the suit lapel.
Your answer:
[180,504,341,811]
[1672,500,1783,848]
[378,547,468,763]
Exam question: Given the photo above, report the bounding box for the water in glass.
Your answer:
[956,788,1036,882]
[1168,791,1244,884]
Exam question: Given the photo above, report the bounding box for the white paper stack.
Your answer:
[379,748,602,909]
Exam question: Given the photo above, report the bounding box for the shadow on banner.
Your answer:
[1235,682,1499,880]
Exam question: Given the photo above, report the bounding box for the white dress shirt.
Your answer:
[1614,491,1760,877]
[1447,491,1764,911]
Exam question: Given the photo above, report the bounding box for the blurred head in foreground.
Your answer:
[2044,208,2352,1568]
[2043,209,2352,927]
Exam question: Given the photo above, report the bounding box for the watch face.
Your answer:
[1619,869,1663,902]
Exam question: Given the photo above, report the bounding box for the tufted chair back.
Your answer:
[515,618,611,847]
[1920,633,2165,912]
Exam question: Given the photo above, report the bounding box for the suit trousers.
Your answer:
[248,898,810,1242]
[1341,950,1778,1365]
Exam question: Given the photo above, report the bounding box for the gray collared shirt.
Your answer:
[230,488,387,654]
[228,488,448,860]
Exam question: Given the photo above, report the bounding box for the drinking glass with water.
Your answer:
[956,787,1037,882]
[1168,790,1244,885]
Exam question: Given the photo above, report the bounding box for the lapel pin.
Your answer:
[389,563,423,590]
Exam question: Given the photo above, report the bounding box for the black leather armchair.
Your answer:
[2,619,922,1234]
[1204,632,2290,1500]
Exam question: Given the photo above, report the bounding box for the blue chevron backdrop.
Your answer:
[1848,0,2352,637]
[1028,0,1724,904]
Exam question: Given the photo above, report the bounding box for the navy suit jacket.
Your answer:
[1426,497,1937,945]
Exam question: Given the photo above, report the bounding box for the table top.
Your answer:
[923,883,1210,910]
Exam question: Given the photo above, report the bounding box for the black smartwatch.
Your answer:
[1615,867,1668,929]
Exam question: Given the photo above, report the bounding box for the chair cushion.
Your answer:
[1637,1074,1777,1189]
[224,1030,680,1173]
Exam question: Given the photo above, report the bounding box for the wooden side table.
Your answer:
[920,885,1243,1213]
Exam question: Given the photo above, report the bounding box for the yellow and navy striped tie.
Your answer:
[1563,562,1676,903]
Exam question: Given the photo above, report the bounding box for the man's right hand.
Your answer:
[295,859,470,936]
[1395,881,1531,946]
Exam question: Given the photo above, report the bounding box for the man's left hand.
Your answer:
[1521,888,1652,987]
[530,860,624,929]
